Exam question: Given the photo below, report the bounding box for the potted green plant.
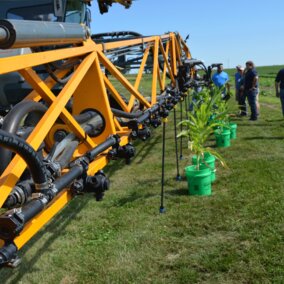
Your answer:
[209,87,234,147]
[178,87,227,196]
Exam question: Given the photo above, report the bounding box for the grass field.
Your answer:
[0,66,284,283]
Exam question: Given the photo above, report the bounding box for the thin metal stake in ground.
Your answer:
[160,118,167,213]
[184,95,189,120]
[179,100,184,160]
[173,108,181,181]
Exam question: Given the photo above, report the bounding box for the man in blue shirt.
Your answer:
[212,64,230,99]
[275,68,284,116]
[244,60,259,121]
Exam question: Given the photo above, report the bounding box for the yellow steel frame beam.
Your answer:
[0,33,191,254]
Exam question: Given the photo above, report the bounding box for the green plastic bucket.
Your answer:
[185,165,212,196]
[214,129,231,148]
[229,123,237,139]
[192,153,216,182]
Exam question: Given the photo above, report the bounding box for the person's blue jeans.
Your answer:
[280,89,284,116]
[238,91,247,116]
[245,89,258,120]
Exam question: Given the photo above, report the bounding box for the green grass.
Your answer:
[1,71,284,283]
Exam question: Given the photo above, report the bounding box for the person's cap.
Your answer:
[245,60,254,66]
[236,65,244,71]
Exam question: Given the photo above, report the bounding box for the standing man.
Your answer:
[243,61,259,121]
[235,65,246,115]
[275,68,284,117]
[212,64,230,100]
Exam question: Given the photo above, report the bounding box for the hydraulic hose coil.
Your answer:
[0,130,47,187]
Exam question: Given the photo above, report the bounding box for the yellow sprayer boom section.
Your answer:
[0,0,208,267]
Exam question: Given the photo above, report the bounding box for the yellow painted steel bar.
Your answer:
[151,39,159,104]
[175,35,182,66]
[157,64,163,91]
[20,75,97,148]
[20,69,96,148]
[114,117,124,131]
[159,39,175,85]
[97,50,151,108]
[128,46,150,110]
[162,42,170,87]
[25,69,71,102]
[103,74,130,112]
[78,55,117,139]
[96,34,171,52]
[0,40,96,75]
[170,34,177,76]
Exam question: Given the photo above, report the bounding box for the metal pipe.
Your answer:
[0,20,90,49]
[56,141,79,169]
[50,114,104,161]
[86,136,118,161]
[54,165,84,192]
[111,108,142,119]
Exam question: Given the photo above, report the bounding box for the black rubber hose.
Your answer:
[0,243,17,266]
[0,130,47,186]
[0,101,47,174]
[136,105,160,124]
[54,165,84,192]
[136,111,151,124]
[111,108,142,119]
[111,91,168,121]
[44,64,71,85]
[56,141,79,169]
[92,31,142,40]
[21,199,45,223]
[54,135,118,192]
[86,136,118,161]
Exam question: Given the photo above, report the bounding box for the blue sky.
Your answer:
[91,0,284,68]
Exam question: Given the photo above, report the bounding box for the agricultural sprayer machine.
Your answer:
[0,0,211,267]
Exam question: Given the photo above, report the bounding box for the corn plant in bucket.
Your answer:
[209,86,235,147]
[178,87,227,196]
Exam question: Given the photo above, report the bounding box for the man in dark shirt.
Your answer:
[275,68,284,116]
[243,61,259,121]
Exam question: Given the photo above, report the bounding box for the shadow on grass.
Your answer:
[133,135,162,164]
[104,159,126,178]
[237,123,272,127]
[264,119,284,122]
[167,188,188,196]
[110,191,158,207]
[243,136,284,140]
[103,135,163,178]
[106,173,187,207]
[0,197,90,283]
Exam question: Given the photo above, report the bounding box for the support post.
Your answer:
[179,101,183,160]
[160,118,167,213]
[173,108,181,181]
